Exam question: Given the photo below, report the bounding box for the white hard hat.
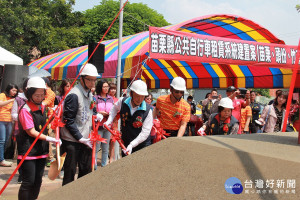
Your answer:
[219,97,234,109]
[80,63,99,77]
[26,77,47,89]
[170,77,186,91]
[130,80,148,96]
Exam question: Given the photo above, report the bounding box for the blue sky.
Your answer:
[73,0,300,45]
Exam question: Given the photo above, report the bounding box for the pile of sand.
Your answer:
[41,132,300,200]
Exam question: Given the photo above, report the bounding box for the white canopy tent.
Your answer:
[0,46,23,65]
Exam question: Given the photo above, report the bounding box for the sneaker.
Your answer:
[0,160,12,167]
[46,161,51,167]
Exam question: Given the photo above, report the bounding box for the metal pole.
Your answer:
[116,0,124,98]
[116,0,124,159]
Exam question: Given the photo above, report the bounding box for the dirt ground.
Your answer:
[35,132,300,200]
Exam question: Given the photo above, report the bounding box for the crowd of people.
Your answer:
[197,87,294,135]
[0,63,299,200]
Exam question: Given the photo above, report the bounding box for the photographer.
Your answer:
[249,91,261,133]
[226,86,250,134]
[202,89,221,123]
[239,89,252,134]
[185,95,196,136]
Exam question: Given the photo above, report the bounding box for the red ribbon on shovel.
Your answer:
[103,124,128,155]
[152,119,170,143]
[90,116,107,171]
[50,104,65,170]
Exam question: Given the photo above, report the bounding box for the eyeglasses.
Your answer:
[32,94,45,99]
[173,90,184,94]
[85,78,97,83]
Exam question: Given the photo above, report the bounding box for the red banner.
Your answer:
[149,27,299,69]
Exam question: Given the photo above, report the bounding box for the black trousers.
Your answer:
[164,129,179,137]
[18,158,46,200]
[61,139,92,186]
[184,123,195,136]
[249,122,259,133]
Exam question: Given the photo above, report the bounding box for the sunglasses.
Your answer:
[173,90,184,94]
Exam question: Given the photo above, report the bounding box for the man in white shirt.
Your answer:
[104,80,153,155]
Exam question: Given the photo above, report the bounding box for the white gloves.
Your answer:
[123,144,133,155]
[255,120,263,126]
[46,136,62,146]
[197,127,206,136]
[79,138,93,149]
[52,105,58,111]
[96,113,104,122]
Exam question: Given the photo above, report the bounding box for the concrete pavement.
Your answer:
[0,158,62,200]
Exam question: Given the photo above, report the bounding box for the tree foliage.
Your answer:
[0,0,169,64]
[0,0,84,63]
[297,4,300,12]
[81,0,170,43]
[252,89,270,98]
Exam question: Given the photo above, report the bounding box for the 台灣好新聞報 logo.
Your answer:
[225,177,243,194]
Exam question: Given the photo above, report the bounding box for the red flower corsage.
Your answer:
[222,117,231,134]
[90,100,95,110]
[133,116,143,128]
[173,111,182,118]
[223,124,229,133]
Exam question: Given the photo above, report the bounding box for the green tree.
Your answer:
[252,89,270,98]
[297,4,300,12]
[81,0,170,43]
[0,0,84,64]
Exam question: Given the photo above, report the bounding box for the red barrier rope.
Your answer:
[0,0,129,195]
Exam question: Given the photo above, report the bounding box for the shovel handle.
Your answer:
[55,105,63,170]
[103,124,128,154]
[91,115,100,171]
[91,141,96,172]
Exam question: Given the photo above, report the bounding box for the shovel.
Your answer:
[48,152,67,180]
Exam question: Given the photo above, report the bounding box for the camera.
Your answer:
[239,88,247,95]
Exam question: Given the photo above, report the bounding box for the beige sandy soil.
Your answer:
[37,132,300,200]
[0,132,299,199]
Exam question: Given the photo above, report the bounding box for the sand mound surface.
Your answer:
[41,132,300,200]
